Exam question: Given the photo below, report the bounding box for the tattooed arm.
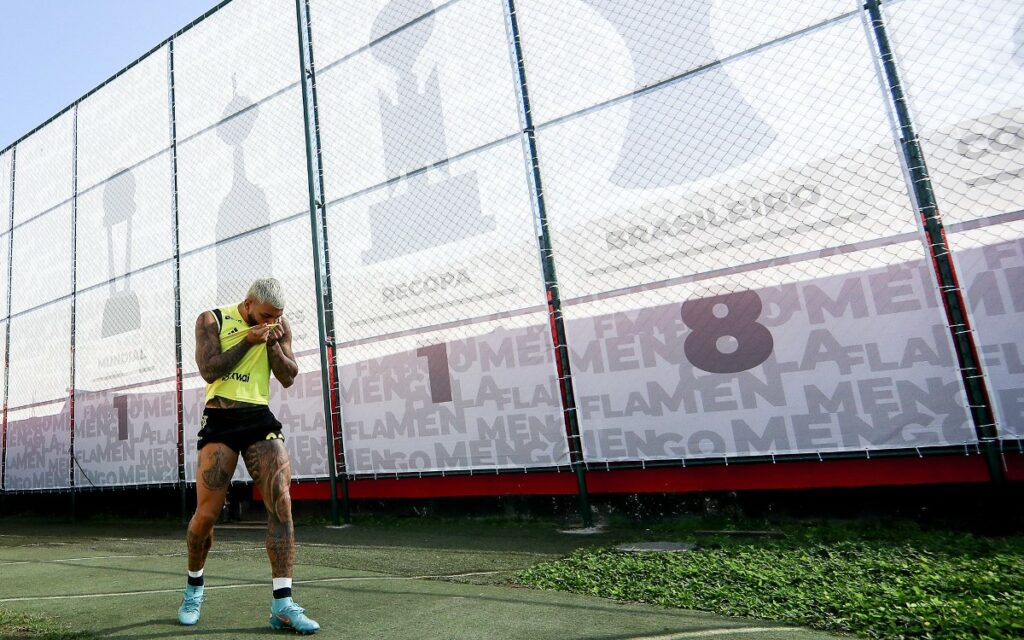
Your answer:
[266,317,298,388]
[195,311,265,384]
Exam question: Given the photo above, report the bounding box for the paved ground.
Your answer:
[0,520,843,639]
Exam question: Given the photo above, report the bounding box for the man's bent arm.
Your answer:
[268,319,298,388]
[195,312,252,384]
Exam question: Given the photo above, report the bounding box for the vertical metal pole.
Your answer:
[866,0,1002,482]
[0,148,15,507]
[70,106,79,521]
[505,0,592,527]
[168,40,189,523]
[302,0,350,523]
[294,0,341,525]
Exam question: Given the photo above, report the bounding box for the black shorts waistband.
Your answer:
[201,406,279,434]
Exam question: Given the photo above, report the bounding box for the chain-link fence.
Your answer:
[882,0,1024,451]
[0,0,1019,503]
[309,0,567,479]
[173,0,330,486]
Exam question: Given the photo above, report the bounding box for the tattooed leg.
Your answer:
[243,440,293,578]
[188,443,238,570]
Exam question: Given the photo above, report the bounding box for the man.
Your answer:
[177,278,319,634]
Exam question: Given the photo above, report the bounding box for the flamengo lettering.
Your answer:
[381,269,472,301]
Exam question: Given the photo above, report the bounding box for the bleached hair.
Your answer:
[247,278,286,308]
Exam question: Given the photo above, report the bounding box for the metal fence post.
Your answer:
[70,105,79,521]
[505,0,593,528]
[300,0,351,523]
[0,148,14,508]
[294,0,343,525]
[168,39,189,523]
[865,0,1002,483]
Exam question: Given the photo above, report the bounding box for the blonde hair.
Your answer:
[246,278,286,308]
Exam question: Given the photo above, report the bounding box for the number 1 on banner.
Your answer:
[113,396,129,441]
[416,343,453,403]
[681,290,773,374]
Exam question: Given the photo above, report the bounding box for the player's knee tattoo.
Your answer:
[266,464,291,523]
[254,443,291,523]
[187,526,212,558]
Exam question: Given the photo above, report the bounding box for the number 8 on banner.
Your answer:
[681,290,774,374]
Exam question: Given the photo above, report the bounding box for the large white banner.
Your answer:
[11,111,73,227]
[3,402,71,491]
[75,264,177,393]
[174,86,309,262]
[75,156,174,292]
[886,0,1024,225]
[565,246,975,462]
[73,383,178,487]
[338,312,568,474]
[0,227,9,320]
[174,0,308,316]
[326,139,547,343]
[951,226,1024,438]
[172,0,299,141]
[312,0,522,201]
[535,17,914,300]
[76,47,170,196]
[0,150,12,234]
[516,0,855,125]
[886,0,1024,439]
[8,301,71,409]
[11,203,72,315]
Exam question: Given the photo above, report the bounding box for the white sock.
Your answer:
[188,569,204,579]
[273,577,292,591]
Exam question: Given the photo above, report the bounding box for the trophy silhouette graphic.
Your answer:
[101,169,141,337]
[215,76,272,302]
[360,0,492,265]
[586,0,776,189]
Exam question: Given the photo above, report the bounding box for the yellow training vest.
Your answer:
[205,305,272,405]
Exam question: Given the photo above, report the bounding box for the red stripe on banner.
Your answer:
[584,456,991,494]
[278,472,579,500]
[1004,454,1024,482]
[274,455,998,501]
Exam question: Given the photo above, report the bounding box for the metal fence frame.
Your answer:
[0,0,1014,522]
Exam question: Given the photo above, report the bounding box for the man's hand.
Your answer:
[266,318,297,387]
[246,321,283,346]
[266,321,285,346]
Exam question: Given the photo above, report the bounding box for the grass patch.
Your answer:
[514,520,1024,640]
[0,609,94,640]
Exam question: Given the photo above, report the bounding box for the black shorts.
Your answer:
[197,406,284,454]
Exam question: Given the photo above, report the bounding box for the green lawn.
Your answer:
[0,608,92,640]
[2,515,1021,639]
[516,519,1024,640]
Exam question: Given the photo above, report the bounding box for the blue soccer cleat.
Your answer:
[177,585,204,625]
[270,597,320,634]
